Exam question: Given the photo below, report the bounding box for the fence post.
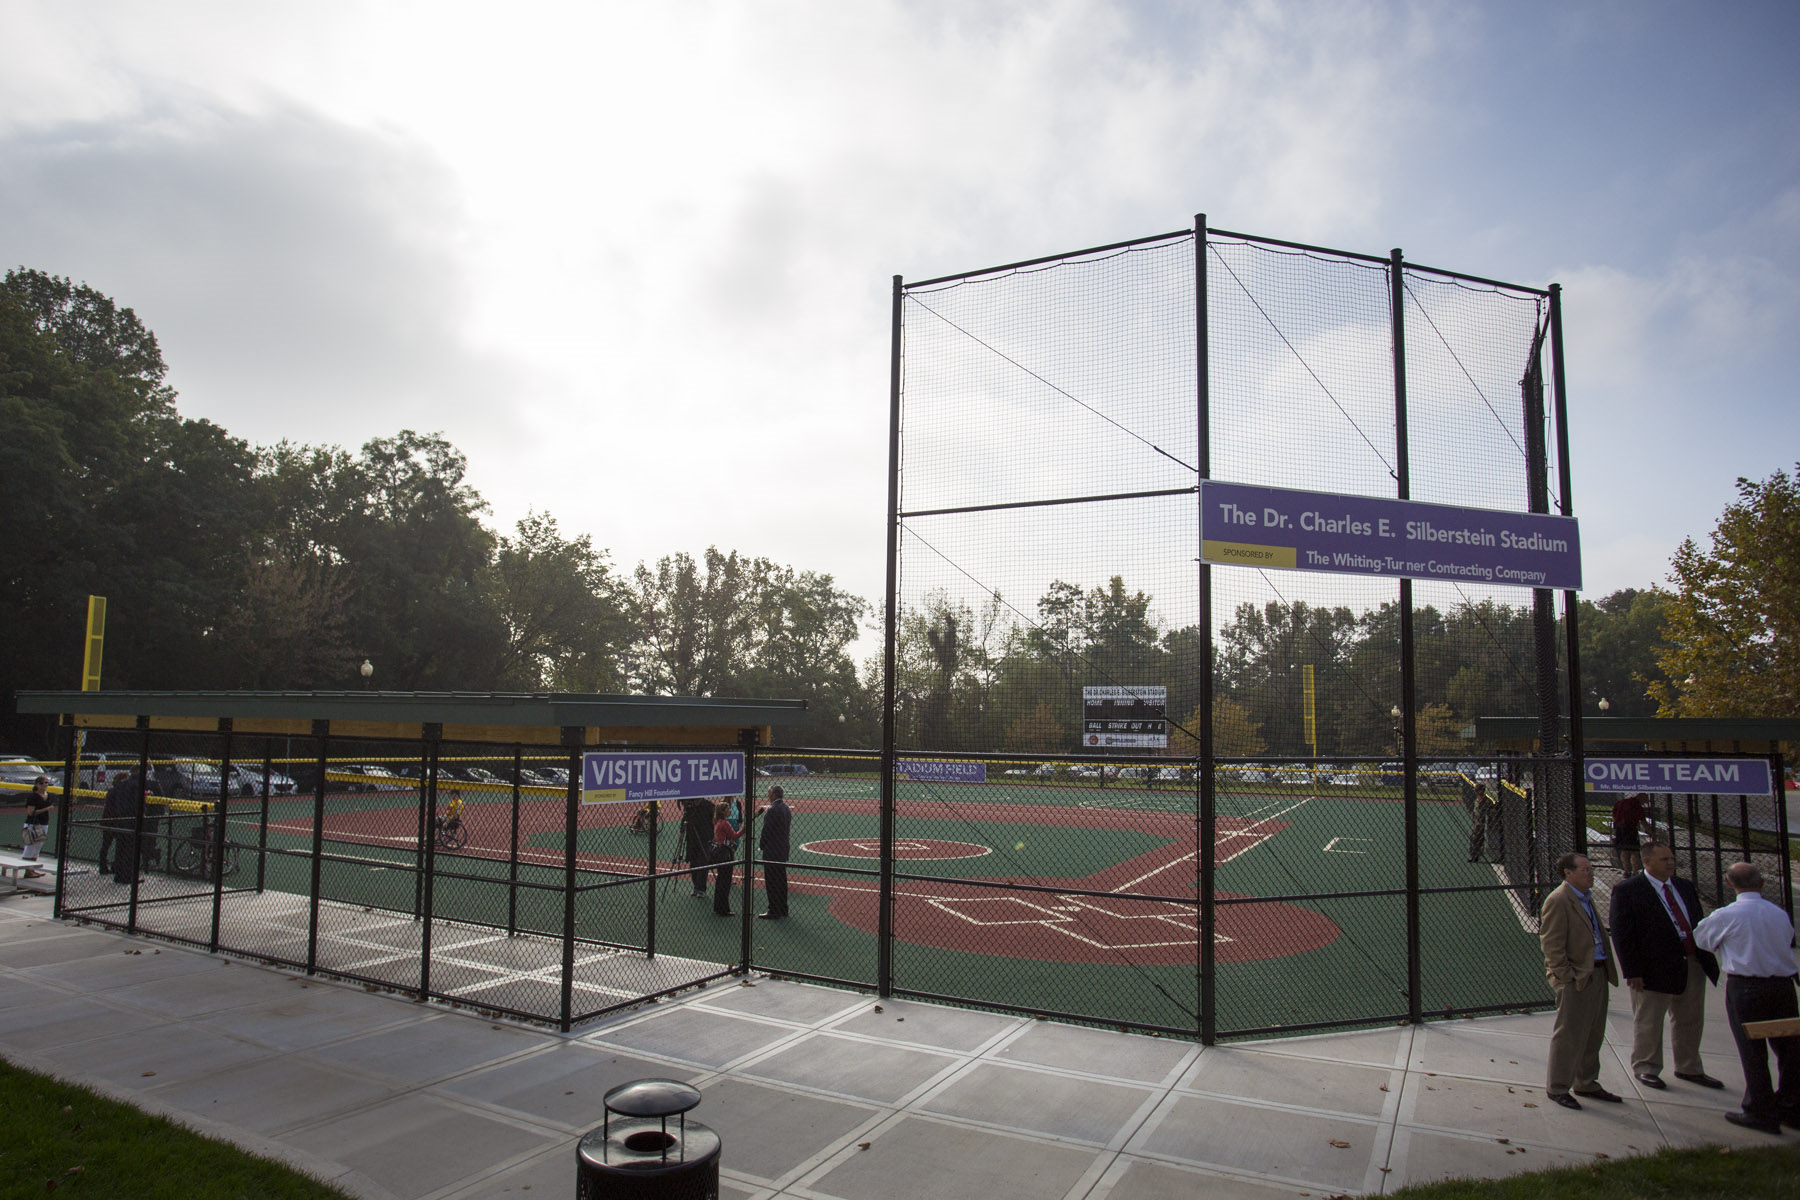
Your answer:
[561,728,584,1032]
[256,754,271,894]
[509,744,522,937]
[1390,247,1422,1025]
[306,720,328,976]
[211,720,232,953]
[128,718,151,933]
[53,721,76,919]
[1195,212,1216,1045]
[739,730,759,973]
[420,735,441,1001]
[878,272,904,1000]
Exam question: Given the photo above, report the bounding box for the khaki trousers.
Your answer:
[1630,957,1707,1077]
[1547,975,1610,1094]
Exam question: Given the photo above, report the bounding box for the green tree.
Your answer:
[487,511,628,691]
[1576,588,1671,718]
[1651,465,1800,719]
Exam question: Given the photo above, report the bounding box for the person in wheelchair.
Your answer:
[433,790,467,850]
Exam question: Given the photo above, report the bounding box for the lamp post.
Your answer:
[360,659,373,690]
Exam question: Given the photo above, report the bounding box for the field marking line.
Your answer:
[1323,837,1372,855]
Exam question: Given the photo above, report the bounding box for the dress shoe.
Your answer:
[1675,1071,1725,1089]
[1634,1072,1667,1090]
[1547,1092,1581,1110]
[756,912,779,919]
[1724,1111,1782,1135]
[691,890,708,898]
[1573,1087,1623,1103]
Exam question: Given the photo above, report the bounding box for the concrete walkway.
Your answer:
[1,894,1789,1200]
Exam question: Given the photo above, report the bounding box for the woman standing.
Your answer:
[711,799,742,917]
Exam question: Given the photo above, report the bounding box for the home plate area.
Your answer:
[811,827,1341,967]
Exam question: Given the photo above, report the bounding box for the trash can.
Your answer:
[575,1078,720,1199]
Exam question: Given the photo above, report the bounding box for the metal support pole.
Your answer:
[740,732,758,971]
[879,273,904,999]
[129,720,151,932]
[1549,286,1586,855]
[414,744,431,919]
[1391,248,1421,1025]
[561,730,583,1032]
[1196,213,1217,1044]
[420,740,439,1001]
[53,721,76,918]
[1773,750,1793,921]
[306,721,328,976]
[211,723,232,952]
[509,745,522,937]
[256,754,271,894]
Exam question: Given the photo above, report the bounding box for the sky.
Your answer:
[3,0,1796,654]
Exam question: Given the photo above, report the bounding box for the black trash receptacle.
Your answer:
[576,1078,720,1200]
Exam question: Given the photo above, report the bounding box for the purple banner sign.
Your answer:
[1584,756,1771,796]
[1201,481,1582,590]
[895,759,988,784]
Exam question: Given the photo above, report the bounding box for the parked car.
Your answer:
[352,764,405,791]
[756,762,814,778]
[228,765,297,796]
[77,752,128,791]
[442,764,504,786]
[1,757,51,795]
[149,760,224,800]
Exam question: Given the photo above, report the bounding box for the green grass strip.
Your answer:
[1387,1141,1800,1199]
[0,1058,356,1199]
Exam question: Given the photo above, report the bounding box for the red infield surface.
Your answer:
[277,789,1339,965]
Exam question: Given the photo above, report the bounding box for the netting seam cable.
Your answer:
[903,235,1193,296]
[1399,277,1537,480]
[901,293,1198,475]
[1208,244,1397,480]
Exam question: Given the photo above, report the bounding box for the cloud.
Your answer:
[0,101,527,450]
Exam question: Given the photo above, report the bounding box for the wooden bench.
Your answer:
[0,852,93,892]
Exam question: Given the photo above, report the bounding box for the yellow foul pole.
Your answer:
[82,595,106,690]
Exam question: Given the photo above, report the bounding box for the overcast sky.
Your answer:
[3,0,1795,647]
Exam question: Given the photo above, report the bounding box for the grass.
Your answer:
[0,1058,356,1199]
[1386,1142,1800,1200]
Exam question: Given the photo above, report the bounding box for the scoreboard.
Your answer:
[1081,685,1167,749]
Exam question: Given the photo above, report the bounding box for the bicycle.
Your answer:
[169,810,241,880]
[433,792,468,850]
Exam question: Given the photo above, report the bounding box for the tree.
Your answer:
[1651,465,1800,719]
[1168,697,1266,757]
[487,511,628,691]
[1576,588,1671,718]
[1004,700,1066,754]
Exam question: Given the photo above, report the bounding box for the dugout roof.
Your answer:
[1468,716,1800,754]
[14,690,808,747]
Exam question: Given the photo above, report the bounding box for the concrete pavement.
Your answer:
[1,892,1791,1199]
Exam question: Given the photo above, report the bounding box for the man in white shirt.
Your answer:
[1692,861,1800,1135]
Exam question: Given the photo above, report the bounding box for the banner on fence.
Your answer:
[895,758,988,784]
[1583,756,1772,796]
[582,751,745,804]
[1201,481,1583,590]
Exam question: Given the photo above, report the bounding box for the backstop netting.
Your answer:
[890,222,1579,1037]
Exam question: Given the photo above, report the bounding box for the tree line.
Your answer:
[4,269,1790,757]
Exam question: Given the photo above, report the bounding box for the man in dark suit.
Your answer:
[756,785,792,919]
[1610,840,1722,1091]
[1541,851,1621,1108]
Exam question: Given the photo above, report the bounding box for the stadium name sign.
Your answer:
[581,751,745,805]
[895,759,988,784]
[1583,756,1772,796]
[1201,481,1582,590]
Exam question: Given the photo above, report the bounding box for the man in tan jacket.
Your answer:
[1540,851,1622,1108]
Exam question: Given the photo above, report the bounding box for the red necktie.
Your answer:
[1663,882,1695,955]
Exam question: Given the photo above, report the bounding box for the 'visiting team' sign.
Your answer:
[1201,481,1582,591]
[581,751,745,805]
[1583,756,1772,796]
